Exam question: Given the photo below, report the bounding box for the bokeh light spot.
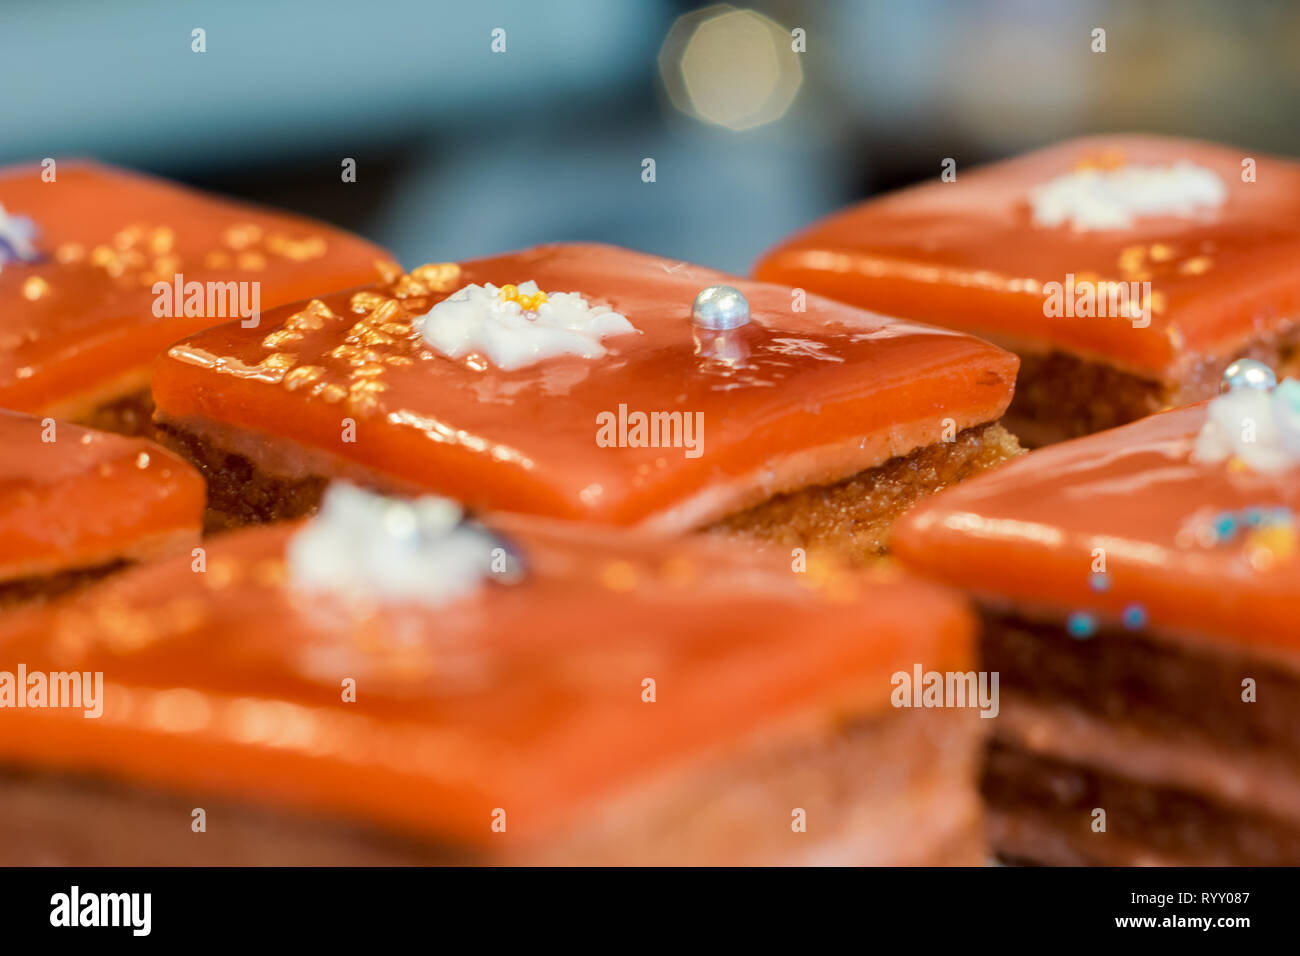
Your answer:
[659,5,803,131]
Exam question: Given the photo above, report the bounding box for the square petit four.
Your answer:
[756,135,1300,446]
[151,242,1020,555]
[0,485,986,865]
[893,370,1300,864]
[0,410,204,608]
[0,161,396,434]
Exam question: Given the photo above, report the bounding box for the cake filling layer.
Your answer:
[984,740,1300,866]
[994,325,1300,445]
[983,610,1300,757]
[981,609,1300,865]
[710,423,1020,559]
[157,414,1019,548]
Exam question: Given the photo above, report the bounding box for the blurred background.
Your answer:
[3,0,1299,274]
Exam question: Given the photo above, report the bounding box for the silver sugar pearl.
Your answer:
[691,285,750,330]
[1221,358,1277,393]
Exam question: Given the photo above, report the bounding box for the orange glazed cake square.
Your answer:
[892,374,1300,865]
[756,135,1300,445]
[0,485,988,865]
[0,160,397,434]
[0,409,204,609]
[151,242,1021,557]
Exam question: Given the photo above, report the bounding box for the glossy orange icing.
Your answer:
[0,161,397,415]
[893,403,1300,657]
[0,410,204,581]
[0,517,972,852]
[755,135,1300,382]
[151,243,1018,528]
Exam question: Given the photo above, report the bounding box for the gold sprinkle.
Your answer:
[1179,256,1213,275]
[350,291,392,314]
[55,243,85,264]
[261,352,298,371]
[261,329,303,349]
[330,344,382,366]
[21,276,49,301]
[370,299,402,324]
[224,223,264,250]
[236,251,267,271]
[600,560,638,592]
[1148,243,1174,262]
[283,365,325,391]
[149,227,176,255]
[353,328,397,347]
[306,298,337,316]
[285,310,326,332]
[392,275,429,299]
[316,383,347,403]
[266,233,327,262]
[349,378,387,413]
[375,259,403,284]
[153,254,180,276]
[381,322,412,336]
[204,250,234,269]
[1117,245,1146,275]
[410,262,461,290]
[113,225,145,250]
[383,355,414,367]
[90,245,116,266]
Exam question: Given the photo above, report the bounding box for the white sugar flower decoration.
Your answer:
[415,281,638,371]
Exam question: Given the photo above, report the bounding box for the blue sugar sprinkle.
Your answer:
[1066,612,1097,639]
[1122,604,1147,630]
[1212,512,1239,542]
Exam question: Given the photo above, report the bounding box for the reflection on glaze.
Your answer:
[386,408,536,469]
